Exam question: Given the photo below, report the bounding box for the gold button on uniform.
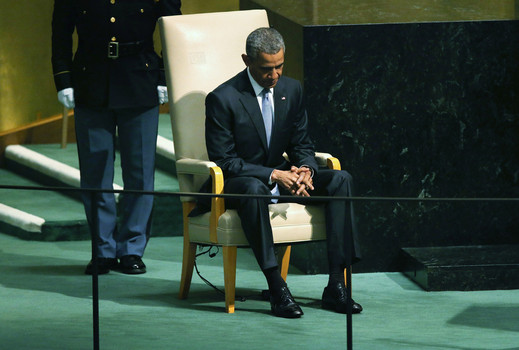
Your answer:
[140,9,144,13]
[110,0,115,4]
[110,17,115,23]
[111,37,117,42]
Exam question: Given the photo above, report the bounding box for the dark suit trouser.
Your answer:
[224,169,361,271]
[75,105,159,258]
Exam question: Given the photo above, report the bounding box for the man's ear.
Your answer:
[242,54,251,67]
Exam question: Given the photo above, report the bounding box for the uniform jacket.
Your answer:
[51,0,181,108]
[205,69,318,185]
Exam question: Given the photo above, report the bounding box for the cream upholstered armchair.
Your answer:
[159,10,342,313]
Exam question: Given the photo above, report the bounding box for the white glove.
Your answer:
[157,85,168,104]
[57,88,75,109]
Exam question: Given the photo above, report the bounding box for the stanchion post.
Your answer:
[90,191,100,350]
[346,266,353,350]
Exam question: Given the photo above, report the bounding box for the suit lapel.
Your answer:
[272,80,288,145]
[238,72,269,151]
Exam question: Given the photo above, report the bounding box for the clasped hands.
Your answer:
[271,166,314,197]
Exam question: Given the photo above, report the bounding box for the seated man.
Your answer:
[203,27,362,318]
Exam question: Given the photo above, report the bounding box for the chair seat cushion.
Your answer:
[188,202,327,246]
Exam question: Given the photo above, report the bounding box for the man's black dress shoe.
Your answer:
[119,255,146,274]
[322,281,363,314]
[84,258,118,275]
[270,286,304,318]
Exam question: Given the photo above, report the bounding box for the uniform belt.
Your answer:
[108,40,151,59]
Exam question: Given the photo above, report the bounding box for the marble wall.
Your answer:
[303,20,519,272]
[241,0,519,272]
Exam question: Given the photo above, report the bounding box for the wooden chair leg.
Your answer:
[179,202,196,300]
[179,239,197,299]
[223,246,237,313]
[277,245,292,281]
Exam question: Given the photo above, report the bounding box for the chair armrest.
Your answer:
[209,166,225,243]
[175,158,217,202]
[315,152,341,170]
[176,158,224,243]
[176,158,217,175]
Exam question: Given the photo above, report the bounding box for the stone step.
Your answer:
[401,245,519,291]
[0,168,89,240]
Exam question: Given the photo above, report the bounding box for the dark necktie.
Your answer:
[261,88,273,147]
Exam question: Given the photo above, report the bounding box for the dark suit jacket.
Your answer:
[205,69,318,186]
[51,0,181,109]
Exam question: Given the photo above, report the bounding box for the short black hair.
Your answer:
[246,27,285,61]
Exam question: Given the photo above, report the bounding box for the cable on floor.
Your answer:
[194,245,247,302]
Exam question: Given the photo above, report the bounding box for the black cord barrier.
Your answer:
[1,183,518,350]
[2,184,519,202]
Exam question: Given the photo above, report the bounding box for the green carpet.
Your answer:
[0,168,90,240]
[0,168,85,223]
[0,232,518,350]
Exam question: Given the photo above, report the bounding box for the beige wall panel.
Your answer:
[182,0,239,14]
[0,0,59,133]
